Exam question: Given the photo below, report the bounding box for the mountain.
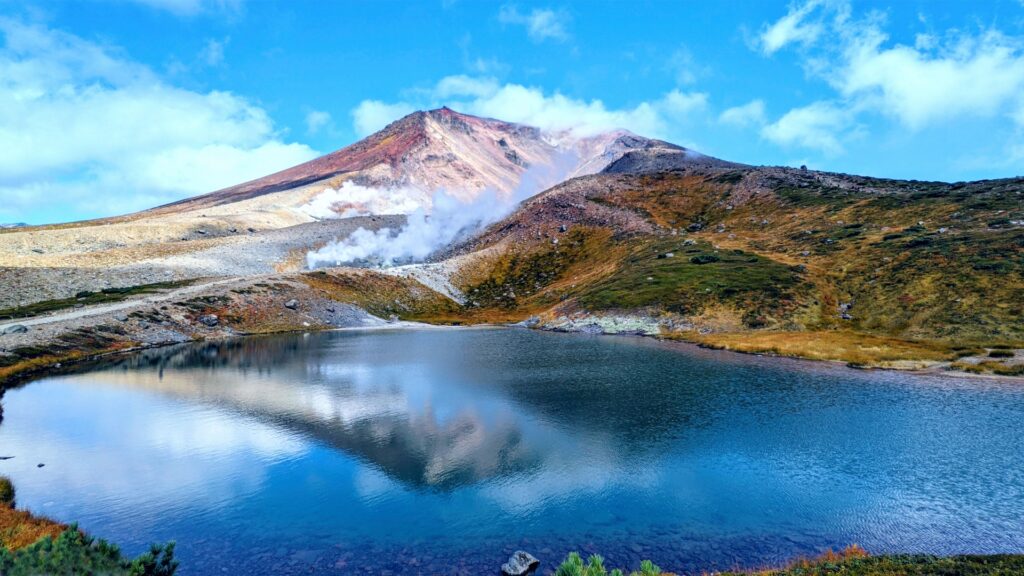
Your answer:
[1,108,1021,380]
[147,107,694,218]
[438,154,1023,372]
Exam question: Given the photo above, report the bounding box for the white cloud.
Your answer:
[719,99,766,128]
[761,101,850,155]
[758,0,827,55]
[350,100,417,137]
[0,19,317,223]
[304,110,331,135]
[755,1,1024,160]
[498,5,570,42]
[834,28,1024,130]
[350,75,708,140]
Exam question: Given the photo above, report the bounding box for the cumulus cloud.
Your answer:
[497,5,570,42]
[349,75,708,140]
[0,19,317,223]
[761,102,851,155]
[834,28,1024,130]
[755,0,1024,156]
[719,100,766,128]
[305,110,332,135]
[351,100,417,137]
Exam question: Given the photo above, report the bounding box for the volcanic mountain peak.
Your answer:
[150,108,717,220]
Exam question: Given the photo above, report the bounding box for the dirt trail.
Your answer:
[0,277,242,332]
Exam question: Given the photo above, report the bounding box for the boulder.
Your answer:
[198,314,219,327]
[3,324,27,335]
[114,313,129,322]
[501,551,539,576]
[284,299,299,310]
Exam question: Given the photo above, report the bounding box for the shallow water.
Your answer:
[1,328,1023,574]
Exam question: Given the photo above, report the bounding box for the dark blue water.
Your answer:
[1,328,1023,575]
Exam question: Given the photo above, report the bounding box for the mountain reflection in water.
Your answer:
[3,328,1024,576]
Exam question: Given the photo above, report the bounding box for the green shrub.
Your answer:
[0,477,13,507]
[689,254,720,264]
[0,526,176,576]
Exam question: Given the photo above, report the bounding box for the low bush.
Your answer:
[0,478,13,507]
[0,526,176,576]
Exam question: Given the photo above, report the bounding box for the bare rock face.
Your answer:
[501,551,539,576]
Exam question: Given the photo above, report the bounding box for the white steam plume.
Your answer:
[299,182,431,219]
[305,152,577,268]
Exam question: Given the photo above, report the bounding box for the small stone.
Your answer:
[284,299,299,310]
[558,224,568,233]
[198,314,219,327]
[196,229,208,235]
[3,324,28,334]
[114,313,129,322]
[31,248,44,254]
[501,551,539,576]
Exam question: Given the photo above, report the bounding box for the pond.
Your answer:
[1,328,1023,574]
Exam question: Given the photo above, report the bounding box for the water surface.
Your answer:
[1,328,1023,574]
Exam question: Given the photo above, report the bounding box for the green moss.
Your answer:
[579,239,805,323]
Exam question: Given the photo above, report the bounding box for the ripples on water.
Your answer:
[1,328,1023,574]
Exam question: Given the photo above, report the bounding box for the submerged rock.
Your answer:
[501,551,539,576]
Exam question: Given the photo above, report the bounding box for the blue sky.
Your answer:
[3,0,1024,224]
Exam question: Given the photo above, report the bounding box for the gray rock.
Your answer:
[114,313,129,322]
[198,314,219,327]
[284,299,299,310]
[518,316,541,328]
[559,224,568,233]
[502,551,539,576]
[3,324,28,335]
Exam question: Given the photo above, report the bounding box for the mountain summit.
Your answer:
[150,107,701,219]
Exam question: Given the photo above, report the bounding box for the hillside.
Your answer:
[435,157,1024,373]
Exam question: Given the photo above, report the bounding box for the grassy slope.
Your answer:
[453,168,1024,370]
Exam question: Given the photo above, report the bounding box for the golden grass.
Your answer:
[0,503,65,551]
[680,330,955,366]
